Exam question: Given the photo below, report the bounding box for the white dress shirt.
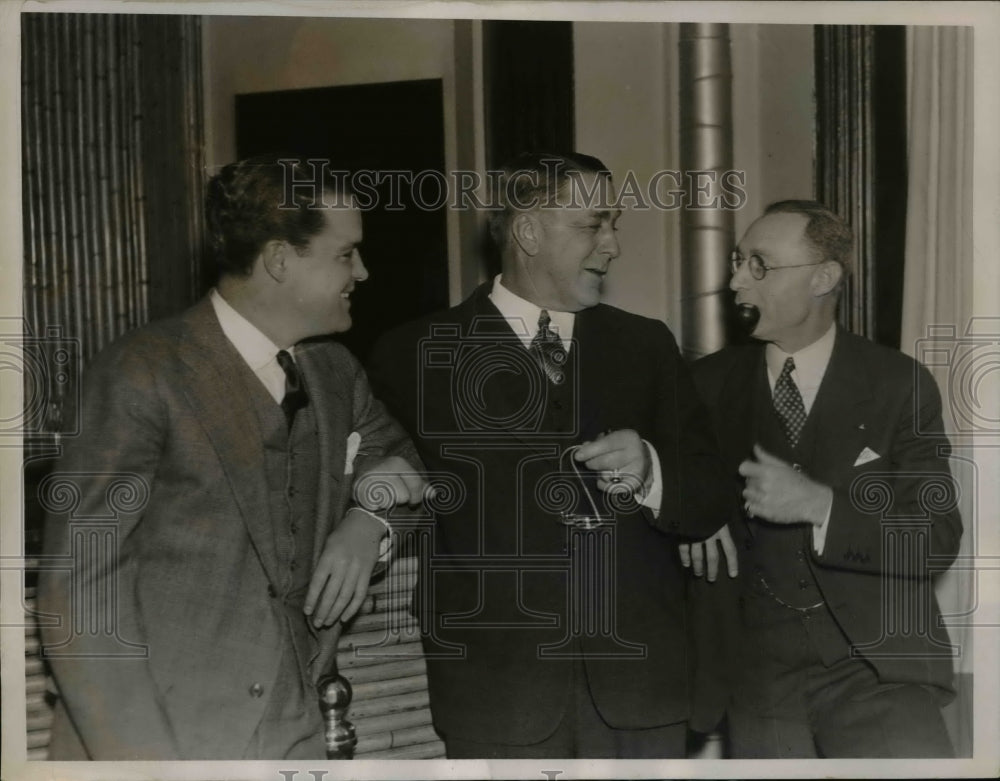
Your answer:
[489,275,664,514]
[210,288,291,403]
[764,322,837,553]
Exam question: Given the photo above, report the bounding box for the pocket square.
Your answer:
[345,431,362,475]
[853,446,880,467]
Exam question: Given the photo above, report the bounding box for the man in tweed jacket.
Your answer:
[38,156,423,760]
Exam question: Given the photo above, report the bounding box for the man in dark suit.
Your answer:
[366,152,733,758]
[687,200,961,757]
[38,156,424,759]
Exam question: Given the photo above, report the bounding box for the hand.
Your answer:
[738,444,833,526]
[679,524,738,581]
[574,429,651,494]
[304,507,384,627]
[353,455,426,510]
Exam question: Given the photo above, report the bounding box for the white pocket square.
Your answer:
[853,447,881,467]
[345,431,362,475]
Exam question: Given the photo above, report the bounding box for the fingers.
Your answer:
[574,429,641,462]
[691,541,705,577]
[679,543,691,568]
[398,470,426,505]
[705,537,719,582]
[305,557,349,627]
[340,559,376,624]
[719,527,739,578]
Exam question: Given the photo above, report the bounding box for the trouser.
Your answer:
[728,595,954,758]
[443,653,686,759]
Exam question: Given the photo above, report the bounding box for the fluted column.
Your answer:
[678,23,734,358]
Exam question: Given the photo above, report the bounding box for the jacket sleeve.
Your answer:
[37,341,182,759]
[648,322,735,539]
[814,363,963,577]
[340,343,423,485]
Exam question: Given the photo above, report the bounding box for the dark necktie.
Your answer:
[277,349,309,427]
[773,356,806,447]
[530,310,566,385]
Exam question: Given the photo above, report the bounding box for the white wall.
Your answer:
[731,24,816,239]
[574,22,678,326]
[574,22,815,332]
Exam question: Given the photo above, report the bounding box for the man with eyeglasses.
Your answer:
[683,200,961,757]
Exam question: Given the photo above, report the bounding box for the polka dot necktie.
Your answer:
[773,356,806,447]
[530,310,566,385]
[276,349,309,427]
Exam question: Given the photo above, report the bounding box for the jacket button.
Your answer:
[290,523,299,534]
[267,584,277,598]
[798,579,809,590]
[249,683,264,697]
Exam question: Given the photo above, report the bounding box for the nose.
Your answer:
[729,260,750,291]
[600,224,620,260]
[352,250,369,282]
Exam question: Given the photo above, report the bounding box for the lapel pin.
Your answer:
[858,423,866,430]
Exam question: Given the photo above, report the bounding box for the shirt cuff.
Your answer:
[811,500,833,555]
[640,439,663,517]
[352,506,394,562]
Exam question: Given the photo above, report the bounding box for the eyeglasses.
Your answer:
[730,250,823,280]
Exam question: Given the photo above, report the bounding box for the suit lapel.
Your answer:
[461,287,557,447]
[176,299,282,588]
[802,328,874,482]
[295,341,350,564]
[573,309,618,438]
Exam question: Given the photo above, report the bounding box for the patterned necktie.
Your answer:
[773,356,806,447]
[277,350,309,427]
[530,310,566,385]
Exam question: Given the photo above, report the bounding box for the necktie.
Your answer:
[773,356,806,447]
[277,350,309,427]
[530,310,566,385]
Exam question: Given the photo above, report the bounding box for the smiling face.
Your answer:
[730,211,840,352]
[282,200,367,338]
[517,172,622,312]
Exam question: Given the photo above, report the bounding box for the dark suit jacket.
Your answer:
[38,297,416,759]
[367,282,732,744]
[692,328,962,693]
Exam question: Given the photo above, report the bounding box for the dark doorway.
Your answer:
[236,79,449,360]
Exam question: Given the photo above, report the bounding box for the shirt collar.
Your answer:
[488,275,575,350]
[210,288,289,371]
[765,322,837,392]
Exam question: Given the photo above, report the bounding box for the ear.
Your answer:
[811,261,843,297]
[511,212,542,257]
[260,240,288,283]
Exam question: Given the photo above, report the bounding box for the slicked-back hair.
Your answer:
[763,199,854,278]
[488,151,611,253]
[205,155,350,277]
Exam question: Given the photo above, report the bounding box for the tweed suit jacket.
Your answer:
[367,282,733,744]
[38,296,416,760]
[691,328,962,693]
